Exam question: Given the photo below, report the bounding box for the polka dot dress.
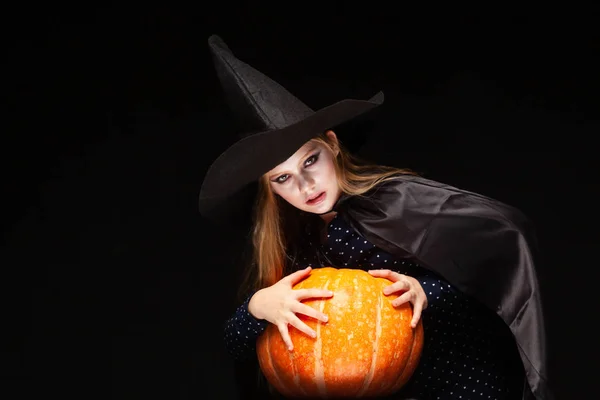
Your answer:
[224,214,525,399]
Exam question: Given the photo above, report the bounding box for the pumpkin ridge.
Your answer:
[289,343,307,396]
[396,327,416,388]
[313,276,331,398]
[264,327,291,397]
[357,282,382,396]
[391,318,424,393]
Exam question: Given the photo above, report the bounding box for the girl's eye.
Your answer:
[275,174,289,183]
[305,153,320,167]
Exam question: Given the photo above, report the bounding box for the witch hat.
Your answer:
[198,34,384,224]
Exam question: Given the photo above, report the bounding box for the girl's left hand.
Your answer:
[368,269,428,328]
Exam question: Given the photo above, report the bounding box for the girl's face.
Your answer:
[266,132,341,216]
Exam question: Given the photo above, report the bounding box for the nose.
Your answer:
[298,174,315,194]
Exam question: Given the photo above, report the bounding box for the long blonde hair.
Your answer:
[238,131,417,298]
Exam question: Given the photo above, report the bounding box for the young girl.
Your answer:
[200,35,552,400]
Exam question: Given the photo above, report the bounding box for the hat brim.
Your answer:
[198,91,384,221]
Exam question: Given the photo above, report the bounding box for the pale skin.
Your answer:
[248,130,428,351]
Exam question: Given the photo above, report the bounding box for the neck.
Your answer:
[319,211,337,225]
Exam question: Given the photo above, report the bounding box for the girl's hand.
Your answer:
[368,269,427,328]
[248,267,333,351]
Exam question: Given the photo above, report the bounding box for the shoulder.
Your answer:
[350,174,533,229]
[370,174,478,196]
[357,174,460,205]
[370,174,520,208]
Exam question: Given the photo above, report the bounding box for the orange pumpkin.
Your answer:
[256,267,424,399]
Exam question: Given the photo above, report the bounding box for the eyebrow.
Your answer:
[268,144,318,180]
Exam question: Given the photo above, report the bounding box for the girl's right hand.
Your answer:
[248,267,333,351]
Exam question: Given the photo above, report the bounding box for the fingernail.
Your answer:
[323,315,328,322]
[327,291,334,296]
[311,331,317,338]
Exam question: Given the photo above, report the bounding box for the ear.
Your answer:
[325,130,340,156]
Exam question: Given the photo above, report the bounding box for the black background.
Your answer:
[4,5,599,400]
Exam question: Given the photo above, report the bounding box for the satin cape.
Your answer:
[333,175,552,400]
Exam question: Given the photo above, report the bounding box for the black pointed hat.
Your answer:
[199,34,384,224]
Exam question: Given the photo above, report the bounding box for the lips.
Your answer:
[306,191,326,205]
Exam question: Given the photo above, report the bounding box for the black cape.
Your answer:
[333,175,552,400]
